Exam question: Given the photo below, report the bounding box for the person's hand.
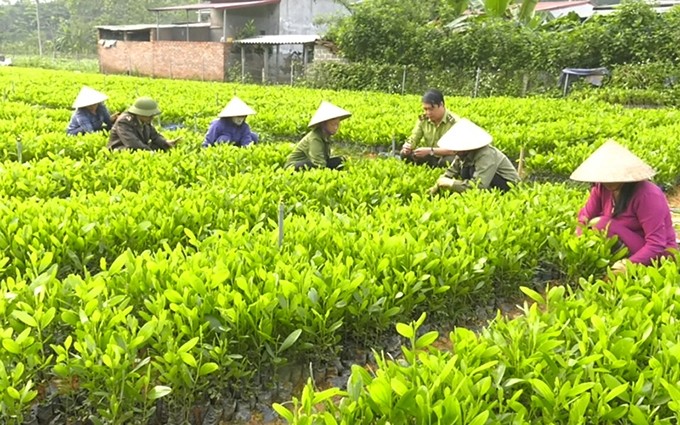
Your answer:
[588,216,602,227]
[428,185,439,196]
[400,142,413,156]
[611,259,627,274]
[167,137,182,148]
[413,147,431,158]
[437,177,454,188]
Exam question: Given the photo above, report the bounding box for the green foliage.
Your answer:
[281,260,680,423]
[1,67,679,421]
[320,1,680,94]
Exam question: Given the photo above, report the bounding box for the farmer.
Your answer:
[400,89,459,167]
[285,101,351,171]
[202,96,259,148]
[571,140,677,274]
[66,86,113,135]
[107,97,179,151]
[429,119,520,194]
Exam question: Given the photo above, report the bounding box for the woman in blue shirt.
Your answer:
[202,97,259,148]
[66,86,113,136]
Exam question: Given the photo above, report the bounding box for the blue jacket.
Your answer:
[202,118,259,148]
[66,104,113,136]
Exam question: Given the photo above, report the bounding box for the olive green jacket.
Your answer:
[406,110,459,149]
[443,145,520,192]
[107,112,170,151]
[285,128,331,168]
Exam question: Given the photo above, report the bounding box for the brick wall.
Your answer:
[98,41,230,81]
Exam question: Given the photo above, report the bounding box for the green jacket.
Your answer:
[107,112,170,151]
[285,128,331,168]
[443,145,520,192]
[406,110,459,149]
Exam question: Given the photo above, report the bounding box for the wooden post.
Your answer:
[278,201,285,248]
[518,146,526,179]
[263,46,269,83]
[222,9,227,41]
[241,46,245,82]
[275,45,280,83]
[185,10,190,42]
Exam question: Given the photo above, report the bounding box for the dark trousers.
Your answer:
[461,166,512,192]
[294,156,345,171]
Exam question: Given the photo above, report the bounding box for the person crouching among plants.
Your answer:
[429,119,520,195]
[66,86,113,136]
[202,96,259,148]
[107,97,180,151]
[571,139,677,274]
[285,101,351,171]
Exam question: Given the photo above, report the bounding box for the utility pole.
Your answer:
[35,0,43,56]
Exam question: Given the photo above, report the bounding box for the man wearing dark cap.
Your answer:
[108,97,179,151]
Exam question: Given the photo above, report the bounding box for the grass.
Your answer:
[8,54,99,73]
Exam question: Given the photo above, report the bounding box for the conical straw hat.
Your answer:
[72,86,108,109]
[308,101,351,128]
[570,140,655,183]
[436,118,493,151]
[218,96,256,118]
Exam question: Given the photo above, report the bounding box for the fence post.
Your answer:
[473,68,481,98]
[278,200,285,249]
[518,146,526,180]
[522,73,529,97]
[401,66,407,95]
[16,137,22,163]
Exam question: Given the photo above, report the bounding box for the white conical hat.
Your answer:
[570,140,655,183]
[308,101,351,128]
[436,118,493,151]
[218,96,256,118]
[72,86,108,109]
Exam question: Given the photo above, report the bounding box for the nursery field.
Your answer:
[0,67,679,424]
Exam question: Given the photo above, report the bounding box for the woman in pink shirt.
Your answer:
[571,140,678,273]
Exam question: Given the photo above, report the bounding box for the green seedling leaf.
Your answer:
[468,410,489,425]
[520,286,545,305]
[199,362,219,376]
[628,405,649,425]
[604,383,629,403]
[396,323,413,339]
[6,386,21,400]
[178,337,199,354]
[148,385,172,400]
[180,352,197,367]
[12,310,37,327]
[415,331,439,349]
[272,403,294,422]
[280,329,302,353]
[2,339,22,354]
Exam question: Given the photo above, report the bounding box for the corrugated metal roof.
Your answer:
[97,23,210,31]
[148,0,279,12]
[235,34,320,45]
[535,1,591,11]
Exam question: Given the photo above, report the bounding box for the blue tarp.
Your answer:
[559,67,609,95]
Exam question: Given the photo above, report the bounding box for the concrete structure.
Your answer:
[96,0,355,82]
[592,1,680,15]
